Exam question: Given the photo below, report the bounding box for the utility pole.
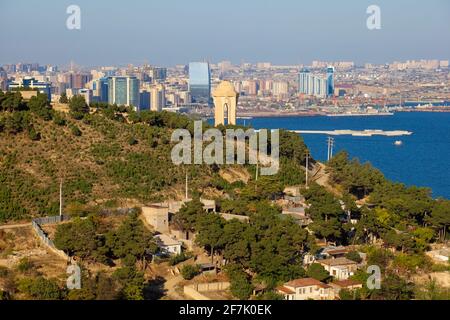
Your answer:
[330,137,334,159]
[327,137,330,161]
[255,160,259,182]
[185,170,188,200]
[59,179,63,217]
[327,137,335,162]
[305,151,310,188]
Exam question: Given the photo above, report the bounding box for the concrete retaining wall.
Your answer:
[183,282,230,300]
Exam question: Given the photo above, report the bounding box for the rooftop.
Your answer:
[285,278,330,289]
[276,286,295,294]
[318,257,357,267]
[331,279,363,288]
[154,234,182,247]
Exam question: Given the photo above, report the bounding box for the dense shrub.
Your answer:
[181,264,200,280]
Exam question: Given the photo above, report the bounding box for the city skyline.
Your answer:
[1,0,449,67]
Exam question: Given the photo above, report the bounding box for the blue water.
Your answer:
[238,112,450,199]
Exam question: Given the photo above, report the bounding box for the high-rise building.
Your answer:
[326,66,335,97]
[98,77,109,103]
[139,91,151,110]
[315,76,327,98]
[0,67,7,91]
[247,80,259,96]
[151,84,166,111]
[188,62,211,105]
[298,69,313,96]
[273,81,289,97]
[149,67,167,82]
[298,68,327,98]
[108,76,139,108]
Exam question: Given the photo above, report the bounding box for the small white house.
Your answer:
[154,234,182,255]
[318,258,358,280]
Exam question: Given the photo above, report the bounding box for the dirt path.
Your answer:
[311,162,341,196]
[0,222,31,230]
[164,274,185,300]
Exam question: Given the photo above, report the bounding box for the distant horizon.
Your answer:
[1,0,449,66]
[2,58,449,70]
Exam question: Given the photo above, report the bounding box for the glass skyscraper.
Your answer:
[326,66,335,97]
[188,62,211,105]
[108,76,139,108]
[99,77,109,103]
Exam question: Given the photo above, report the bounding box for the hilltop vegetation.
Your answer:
[0,90,449,301]
[326,151,450,247]
[0,91,220,222]
[0,90,311,223]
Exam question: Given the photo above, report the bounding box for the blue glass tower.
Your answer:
[99,77,109,103]
[326,66,335,97]
[189,62,211,105]
[108,76,139,108]
[139,91,150,110]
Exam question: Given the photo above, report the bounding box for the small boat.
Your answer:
[394,140,403,146]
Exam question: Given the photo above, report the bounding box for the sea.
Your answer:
[237,112,449,199]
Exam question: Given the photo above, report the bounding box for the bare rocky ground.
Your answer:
[413,271,450,288]
[0,226,68,292]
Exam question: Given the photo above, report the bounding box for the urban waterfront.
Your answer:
[245,112,450,199]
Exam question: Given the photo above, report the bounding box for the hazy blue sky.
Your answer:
[1,0,449,67]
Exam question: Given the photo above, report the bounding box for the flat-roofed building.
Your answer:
[154,234,182,255]
[318,257,358,280]
[142,204,169,233]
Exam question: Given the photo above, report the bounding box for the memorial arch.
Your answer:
[213,81,238,126]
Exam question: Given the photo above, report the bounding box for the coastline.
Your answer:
[237,109,450,118]
[237,111,323,118]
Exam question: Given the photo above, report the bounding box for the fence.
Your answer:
[31,216,71,262]
[183,282,230,300]
[33,215,71,226]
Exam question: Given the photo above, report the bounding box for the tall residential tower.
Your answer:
[107,76,139,109]
[188,62,211,105]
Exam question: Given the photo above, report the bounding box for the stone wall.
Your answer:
[183,282,230,300]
